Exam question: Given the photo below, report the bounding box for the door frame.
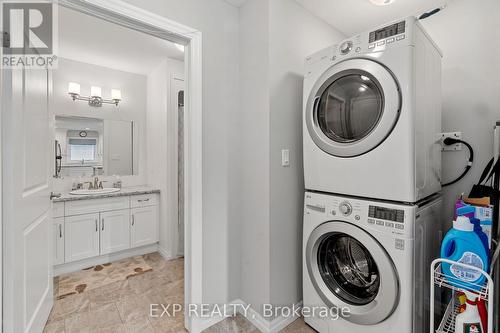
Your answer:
[1,0,204,332]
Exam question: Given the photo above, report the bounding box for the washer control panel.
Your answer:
[304,192,412,237]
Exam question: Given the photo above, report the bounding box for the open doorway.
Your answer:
[1,0,203,332]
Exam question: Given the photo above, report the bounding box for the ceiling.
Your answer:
[224,0,248,7]
[295,0,450,36]
[58,6,184,75]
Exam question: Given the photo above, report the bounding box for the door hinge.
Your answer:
[2,31,10,48]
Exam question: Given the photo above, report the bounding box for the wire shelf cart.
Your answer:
[431,258,494,333]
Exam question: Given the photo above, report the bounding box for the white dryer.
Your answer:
[303,17,442,202]
[303,191,441,333]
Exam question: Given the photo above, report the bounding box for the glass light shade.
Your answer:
[90,86,102,98]
[68,82,80,95]
[111,89,122,101]
[369,0,395,5]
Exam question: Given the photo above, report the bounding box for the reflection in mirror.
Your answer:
[55,116,137,177]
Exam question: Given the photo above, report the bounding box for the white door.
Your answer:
[53,217,65,266]
[65,213,100,262]
[100,210,130,254]
[2,67,54,332]
[131,206,158,248]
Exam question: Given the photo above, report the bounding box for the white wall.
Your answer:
[125,0,239,305]
[268,0,345,309]
[237,0,271,313]
[52,57,147,191]
[236,0,345,317]
[419,0,500,225]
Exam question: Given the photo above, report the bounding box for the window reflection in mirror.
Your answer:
[55,115,137,177]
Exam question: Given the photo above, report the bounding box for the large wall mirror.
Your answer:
[55,115,138,177]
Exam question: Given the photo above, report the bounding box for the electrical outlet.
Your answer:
[441,132,462,151]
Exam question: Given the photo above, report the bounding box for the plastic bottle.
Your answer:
[455,292,485,333]
[456,205,490,253]
[440,216,489,291]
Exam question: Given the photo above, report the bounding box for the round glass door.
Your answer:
[317,233,380,306]
[306,59,401,157]
[306,222,399,325]
[317,72,383,143]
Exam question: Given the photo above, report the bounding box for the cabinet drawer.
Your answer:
[130,194,158,208]
[65,197,129,216]
[53,202,64,218]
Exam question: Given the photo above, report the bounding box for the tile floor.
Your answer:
[44,252,314,333]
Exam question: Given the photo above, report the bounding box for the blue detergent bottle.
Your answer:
[440,216,489,291]
[456,205,490,252]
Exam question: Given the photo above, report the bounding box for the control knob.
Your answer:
[340,41,353,55]
[339,202,352,216]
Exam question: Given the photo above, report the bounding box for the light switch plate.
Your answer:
[281,149,290,167]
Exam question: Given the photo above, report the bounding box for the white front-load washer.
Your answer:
[303,191,441,333]
[303,17,442,202]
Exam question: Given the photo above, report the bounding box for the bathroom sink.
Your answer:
[69,188,121,195]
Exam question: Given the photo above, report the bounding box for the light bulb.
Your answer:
[111,89,122,101]
[68,82,80,95]
[90,86,102,98]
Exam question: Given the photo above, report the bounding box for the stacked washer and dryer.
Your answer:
[303,17,443,333]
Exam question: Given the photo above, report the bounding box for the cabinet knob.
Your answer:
[102,219,105,231]
[131,215,135,226]
[59,224,62,238]
[95,219,98,232]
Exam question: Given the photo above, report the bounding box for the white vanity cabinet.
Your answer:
[52,191,159,274]
[52,217,65,265]
[100,209,130,255]
[65,213,100,262]
[131,206,158,248]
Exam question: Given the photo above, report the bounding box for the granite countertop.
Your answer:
[53,186,160,203]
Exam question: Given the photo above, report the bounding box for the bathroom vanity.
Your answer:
[52,187,160,276]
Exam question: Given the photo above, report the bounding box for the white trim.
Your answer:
[219,299,304,333]
[197,300,240,331]
[54,244,159,276]
[158,246,174,261]
[3,1,203,331]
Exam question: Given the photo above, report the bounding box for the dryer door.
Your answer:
[306,221,399,325]
[305,58,401,157]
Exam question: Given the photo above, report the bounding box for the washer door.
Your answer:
[305,59,401,157]
[306,222,399,325]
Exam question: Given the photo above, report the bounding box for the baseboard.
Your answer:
[229,299,303,333]
[54,243,159,276]
[158,246,174,261]
[197,300,240,332]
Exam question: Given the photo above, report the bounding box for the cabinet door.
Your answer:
[131,206,158,248]
[100,210,130,255]
[65,213,100,263]
[53,217,65,265]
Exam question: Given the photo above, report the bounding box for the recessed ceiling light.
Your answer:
[174,43,185,52]
[369,0,396,5]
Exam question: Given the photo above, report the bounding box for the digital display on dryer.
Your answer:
[369,21,405,43]
[369,206,404,223]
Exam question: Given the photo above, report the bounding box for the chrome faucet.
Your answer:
[93,177,99,190]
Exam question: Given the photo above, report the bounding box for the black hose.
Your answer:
[442,137,474,187]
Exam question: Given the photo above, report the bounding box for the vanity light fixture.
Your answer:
[68,82,122,107]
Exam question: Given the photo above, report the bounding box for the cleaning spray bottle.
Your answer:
[455,292,485,333]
